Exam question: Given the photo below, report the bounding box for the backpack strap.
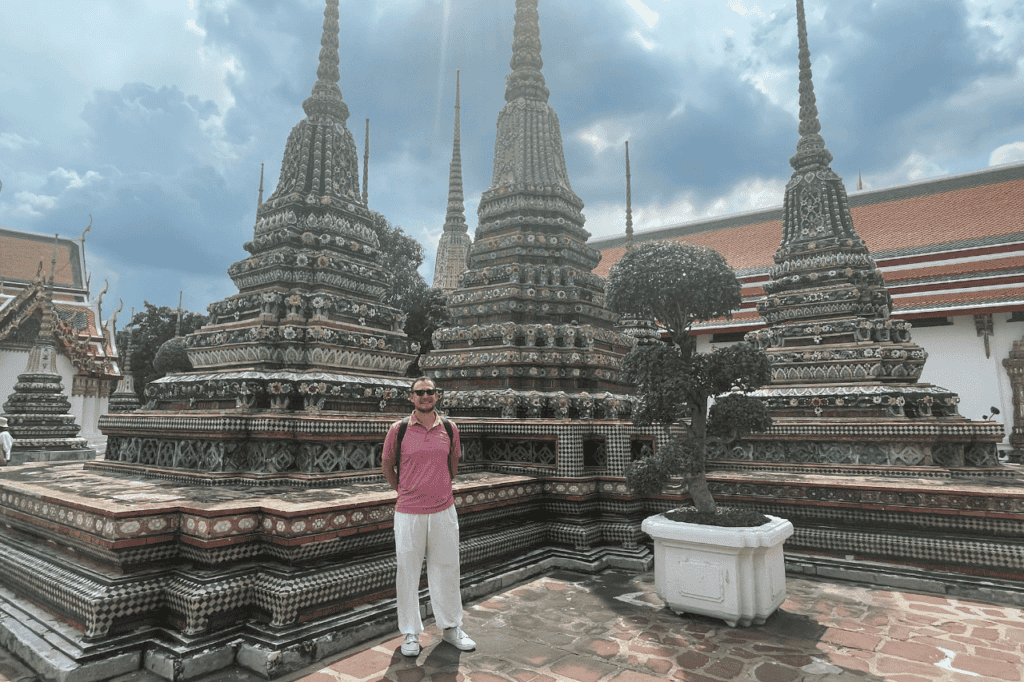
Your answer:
[394,417,410,485]
[440,416,455,481]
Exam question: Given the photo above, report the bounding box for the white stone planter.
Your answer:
[641,513,794,627]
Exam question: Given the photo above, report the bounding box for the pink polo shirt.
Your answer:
[382,412,461,514]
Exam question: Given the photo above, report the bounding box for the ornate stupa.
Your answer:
[432,70,472,292]
[142,0,416,413]
[615,142,660,346]
[2,275,94,461]
[743,0,999,466]
[107,322,140,413]
[423,0,636,419]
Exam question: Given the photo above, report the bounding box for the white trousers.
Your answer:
[394,505,463,635]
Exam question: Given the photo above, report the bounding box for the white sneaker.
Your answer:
[442,627,476,651]
[400,633,420,657]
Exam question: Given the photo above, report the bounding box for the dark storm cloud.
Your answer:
[81,84,219,175]
[2,0,1021,315]
[757,0,1015,179]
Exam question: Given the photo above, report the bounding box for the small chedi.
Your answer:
[106,321,141,413]
[740,0,1001,466]
[423,0,636,419]
[2,285,94,461]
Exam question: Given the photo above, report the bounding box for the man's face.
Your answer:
[410,379,438,412]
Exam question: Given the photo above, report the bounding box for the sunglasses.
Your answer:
[413,389,437,396]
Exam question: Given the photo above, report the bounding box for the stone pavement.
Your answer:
[2,568,1023,682]
[280,570,1024,682]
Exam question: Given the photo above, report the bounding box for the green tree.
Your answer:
[402,284,453,375]
[606,240,773,513]
[116,302,208,399]
[370,212,427,311]
[369,212,455,374]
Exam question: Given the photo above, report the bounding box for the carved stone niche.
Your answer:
[1002,337,1024,459]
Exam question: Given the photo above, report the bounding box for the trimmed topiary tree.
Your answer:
[153,337,193,375]
[606,240,773,514]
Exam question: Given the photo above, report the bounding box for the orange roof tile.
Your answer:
[882,255,1024,284]
[0,229,85,290]
[594,165,1024,278]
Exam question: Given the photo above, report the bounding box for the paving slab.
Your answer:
[267,569,1024,682]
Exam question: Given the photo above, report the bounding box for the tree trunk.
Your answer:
[687,471,717,514]
[686,400,716,514]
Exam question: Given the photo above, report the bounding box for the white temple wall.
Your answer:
[0,348,30,414]
[914,314,1021,448]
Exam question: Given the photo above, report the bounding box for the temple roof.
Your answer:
[593,162,1024,330]
[0,228,121,379]
[0,228,86,293]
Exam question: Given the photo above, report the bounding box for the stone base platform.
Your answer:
[0,458,1021,681]
[8,447,97,465]
[0,461,650,681]
[702,461,1024,581]
[728,417,1005,467]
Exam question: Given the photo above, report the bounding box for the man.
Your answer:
[0,417,12,466]
[381,376,475,657]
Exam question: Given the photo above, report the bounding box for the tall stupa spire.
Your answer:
[362,118,370,204]
[257,163,264,209]
[746,0,958,427]
[422,1,636,418]
[262,0,360,209]
[444,70,467,233]
[505,0,550,103]
[431,70,471,292]
[790,0,833,171]
[625,141,633,247]
[302,0,348,123]
[146,0,417,417]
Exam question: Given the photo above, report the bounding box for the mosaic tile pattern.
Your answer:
[0,540,165,638]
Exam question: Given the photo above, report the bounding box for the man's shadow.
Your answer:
[384,638,464,677]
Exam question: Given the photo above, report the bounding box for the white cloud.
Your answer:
[728,1,765,19]
[585,176,786,240]
[185,18,206,38]
[965,0,1024,60]
[859,152,949,191]
[990,142,1024,167]
[577,121,631,155]
[13,191,58,218]
[625,0,659,29]
[629,29,656,51]
[50,167,102,190]
[0,133,39,151]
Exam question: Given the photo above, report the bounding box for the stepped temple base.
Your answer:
[0,415,1019,681]
[724,417,1004,467]
[698,461,1024,582]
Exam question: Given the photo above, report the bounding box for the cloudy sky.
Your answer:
[1,0,1022,320]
